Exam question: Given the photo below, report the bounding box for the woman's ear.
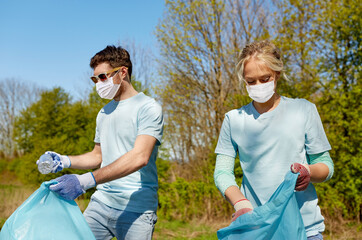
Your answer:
[275,71,281,81]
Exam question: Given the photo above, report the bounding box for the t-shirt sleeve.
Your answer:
[215,113,238,158]
[137,101,164,145]
[305,102,331,154]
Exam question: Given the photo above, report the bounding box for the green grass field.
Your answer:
[153,219,220,240]
[0,171,360,239]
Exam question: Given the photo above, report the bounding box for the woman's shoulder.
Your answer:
[282,96,316,109]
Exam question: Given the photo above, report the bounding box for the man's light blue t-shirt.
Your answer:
[215,96,331,237]
[92,92,164,213]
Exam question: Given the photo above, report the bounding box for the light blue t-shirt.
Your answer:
[215,96,331,237]
[92,92,164,213]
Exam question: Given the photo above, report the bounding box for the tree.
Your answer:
[117,39,155,95]
[273,0,322,98]
[156,0,361,221]
[156,0,271,165]
[13,87,104,184]
[14,88,72,154]
[314,0,361,220]
[275,0,361,219]
[0,79,40,157]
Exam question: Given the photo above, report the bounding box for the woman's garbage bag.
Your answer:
[0,181,95,240]
[217,172,307,240]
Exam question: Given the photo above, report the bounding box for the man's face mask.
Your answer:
[245,80,275,103]
[96,76,121,100]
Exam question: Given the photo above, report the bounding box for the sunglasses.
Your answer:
[90,67,122,83]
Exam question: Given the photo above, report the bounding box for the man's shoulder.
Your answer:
[138,93,162,110]
[99,100,118,113]
[225,102,253,118]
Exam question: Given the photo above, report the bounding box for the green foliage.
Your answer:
[275,0,323,99]
[131,77,150,96]
[318,88,361,219]
[14,88,69,153]
[0,159,7,173]
[315,0,361,220]
[157,150,234,221]
[156,0,271,163]
[11,87,103,185]
[158,176,231,221]
[2,0,359,225]
[9,80,153,187]
[274,0,362,220]
[156,0,361,222]
[157,157,172,182]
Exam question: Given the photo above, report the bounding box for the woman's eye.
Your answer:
[263,76,270,82]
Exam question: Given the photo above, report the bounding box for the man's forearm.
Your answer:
[91,135,156,185]
[92,148,149,185]
[69,144,102,170]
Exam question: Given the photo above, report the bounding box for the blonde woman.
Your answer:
[214,40,333,239]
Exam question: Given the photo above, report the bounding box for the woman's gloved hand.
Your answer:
[291,163,311,191]
[231,198,254,222]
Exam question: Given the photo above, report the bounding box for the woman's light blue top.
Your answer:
[215,96,331,237]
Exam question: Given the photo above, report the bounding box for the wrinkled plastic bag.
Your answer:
[0,181,95,240]
[217,172,307,240]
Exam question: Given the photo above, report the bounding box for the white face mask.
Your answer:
[96,77,121,100]
[246,80,275,103]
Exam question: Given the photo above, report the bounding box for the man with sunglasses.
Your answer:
[37,45,164,240]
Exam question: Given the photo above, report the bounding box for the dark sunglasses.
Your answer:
[90,67,122,84]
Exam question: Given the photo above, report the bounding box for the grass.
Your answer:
[0,184,36,229]
[153,219,221,240]
[323,214,361,240]
[0,170,36,229]
[0,170,360,239]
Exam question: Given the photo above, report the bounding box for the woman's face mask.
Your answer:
[96,76,121,100]
[245,80,275,103]
[243,59,277,103]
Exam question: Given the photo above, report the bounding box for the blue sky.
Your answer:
[0,0,165,100]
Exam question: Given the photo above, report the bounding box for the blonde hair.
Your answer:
[236,40,288,83]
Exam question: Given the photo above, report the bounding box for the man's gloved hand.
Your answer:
[231,198,254,222]
[37,151,71,173]
[49,172,96,201]
[291,163,311,191]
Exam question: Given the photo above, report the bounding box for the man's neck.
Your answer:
[114,84,139,101]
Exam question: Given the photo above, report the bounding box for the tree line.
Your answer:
[0,0,360,222]
[155,0,361,221]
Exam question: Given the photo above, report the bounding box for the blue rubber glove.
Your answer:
[36,151,71,173]
[49,173,96,201]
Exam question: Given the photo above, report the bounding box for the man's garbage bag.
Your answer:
[0,181,95,240]
[217,172,307,240]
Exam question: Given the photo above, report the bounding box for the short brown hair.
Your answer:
[90,45,133,79]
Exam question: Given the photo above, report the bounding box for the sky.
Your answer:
[0,0,165,100]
